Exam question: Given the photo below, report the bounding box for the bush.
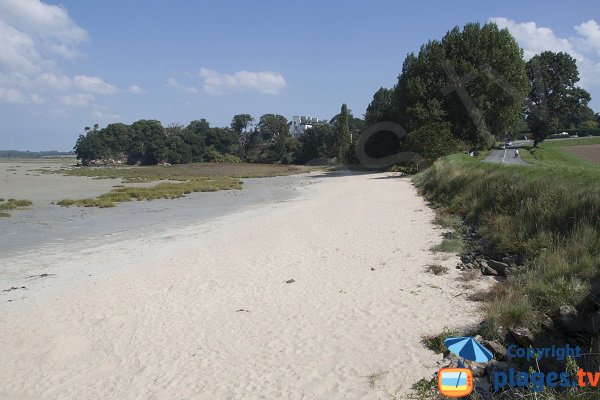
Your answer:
[422,327,459,354]
[404,122,464,165]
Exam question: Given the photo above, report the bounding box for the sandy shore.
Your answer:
[0,171,484,399]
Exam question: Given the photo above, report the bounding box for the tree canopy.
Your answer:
[526,51,594,144]
[392,22,529,148]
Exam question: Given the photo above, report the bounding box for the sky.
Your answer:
[1,0,599,151]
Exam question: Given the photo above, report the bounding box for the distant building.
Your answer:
[289,115,327,137]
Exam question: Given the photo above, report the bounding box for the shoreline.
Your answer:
[0,171,486,399]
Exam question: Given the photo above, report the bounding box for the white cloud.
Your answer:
[73,75,118,94]
[92,109,121,121]
[0,0,138,108]
[166,77,199,94]
[33,72,71,91]
[0,87,27,103]
[490,17,582,60]
[0,0,87,46]
[0,19,42,74]
[490,17,600,91]
[198,68,287,95]
[57,93,94,107]
[575,20,600,57]
[29,93,43,103]
[128,84,146,94]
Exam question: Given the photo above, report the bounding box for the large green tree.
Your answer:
[230,114,254,134]
[364,87,394,126]
[392,22,529,148]
[257,114,288,141]
[526,51,593,144]
[128,120,168,165]
[335,104,351,163]
[294,124,336,164]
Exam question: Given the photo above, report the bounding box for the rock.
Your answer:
[485,360,510,377]
[487,260,509,275]
[480,260,488,268]
[439,352,462,368]
[481,265,498,276]
[556,305,580,331]
[541,314,555,330]
[370,267,376,271]
[469,362,487,378]
[465,263,474,269]
[482,340,507,361]
[285,279,296,284]
[509,327,534,347]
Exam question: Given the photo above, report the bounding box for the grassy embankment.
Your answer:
[49,163,316,208]
[0,199,33,217]
[414,138,600,340]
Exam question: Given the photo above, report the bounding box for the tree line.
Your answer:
[75,21,598,167]
[74,108,362,166]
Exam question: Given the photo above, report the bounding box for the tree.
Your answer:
[128,120,168,165]
[204,127,238,155]
[335,104,351,163]
[294,124,336,164]
[526,51,593,144]
[403,122,462,164]
[364,87,394,126]
[230,114,254,134]
[102,123,129,158]
[391,22,529,148]
[257,114,288,141]
[74,129,108,164]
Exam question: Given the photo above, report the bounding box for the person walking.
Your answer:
[515,149,519,158]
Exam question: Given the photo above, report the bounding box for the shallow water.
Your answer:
[0,174,307,262]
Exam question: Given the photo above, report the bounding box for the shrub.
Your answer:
[425,264,449,275]
[422,327,459,354]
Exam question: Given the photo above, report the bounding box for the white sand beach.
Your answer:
[0,171,484,399]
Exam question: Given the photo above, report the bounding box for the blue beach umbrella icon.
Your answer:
[444,336,493,363]
[444,336,493,388]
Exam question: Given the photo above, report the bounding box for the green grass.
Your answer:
[542,137,600,147]
[49,162,319,208]
[0,198,33,216]
[433,212,463,230]
[422,327,459,354]
[41,162,318,182]
[520,137,600,170]
[431,232,464,253]
[414,152,600,339]
[57,177,241,208]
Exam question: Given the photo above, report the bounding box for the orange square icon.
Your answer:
[438,367,473,398]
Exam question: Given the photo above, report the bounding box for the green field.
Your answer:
[520,137,600,170]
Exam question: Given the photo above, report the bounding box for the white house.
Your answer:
[289,115,327,137]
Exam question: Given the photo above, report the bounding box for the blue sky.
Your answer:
[1,0,599,151]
